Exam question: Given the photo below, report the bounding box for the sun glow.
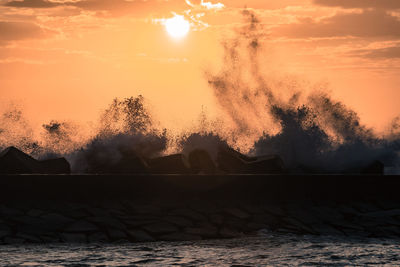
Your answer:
[165,15,190,39]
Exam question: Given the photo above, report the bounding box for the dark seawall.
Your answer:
[1,174,399,201]
[0,174,400,244]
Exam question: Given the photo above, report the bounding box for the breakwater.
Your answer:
[0,174,399,244]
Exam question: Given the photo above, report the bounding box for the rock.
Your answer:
[244,155,285,174]
[216,146,246,173]
[377,200,400,210]
[209,214,224,226]
[147,154,190,174]
[107,229,127,241]
[361,160,384,175]
[246,222,269,231]
[0,146,70,174]
[125,219,159,228]
[88,232,109,243]
[341,228,371,238]
[0,230,11,239]
[60,233,87,243]
[0,146,42,174]
[376,226,400,236]
[225,208,250,220]
[252,214,280,227]
[225,217,247,231]
[40,213,74,227]
[286,208,321,225]
[0,205,24,216]
[16,233,41,243]
[282,217,317,234]
[188,149,216,174]
[160,232,202,241]
[39,158,71,174]
[263,205,285,216]
[86,207,111,217]
[351,202,380,213]
[142,222,178,235]
[88,216,127,230]
[330,220,364,231]
[85,148,149,174]
[163,216,193,228]
[344,160,384,175]
[126,204,162,215]
[240,204,265,214]
[363,209,400,218]
[64,220,98,233]
[26,209,45,217]
[40,234,60,243]
[308,206,345,222]
[63,209,88,219]
[17,223,50,236]
[3,237,25,244]
[184,224,218,238]
[310,224,344,236]
[127,230,155,242]
[217,146,286,173]
[170,208,207,222]
[219,227,242,238]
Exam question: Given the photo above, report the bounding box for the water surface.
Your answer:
[1,233,399,266]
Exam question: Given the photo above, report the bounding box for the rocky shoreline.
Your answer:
[1,198,400,244]
[0,174,400,244]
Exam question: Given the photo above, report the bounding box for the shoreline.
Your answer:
[0,174,399,244]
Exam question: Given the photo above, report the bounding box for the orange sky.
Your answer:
[0,0,399,134]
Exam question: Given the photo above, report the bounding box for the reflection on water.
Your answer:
[1,233,399,266]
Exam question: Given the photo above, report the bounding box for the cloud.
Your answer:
[186,0,224,10]
[0,21,54,41]
[3,0,188,17]
[274,10,400,38]
[4,0,61,8]
[314,0,400,9]
[352,45,400,59]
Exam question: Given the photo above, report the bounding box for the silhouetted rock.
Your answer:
[107,229,127,241]
[64,220,98,233]
[217,146,285,174]
[147,154,190,174]
[85,149,149,174]
[184,224,218,238]
[0,146,42,174]
[188,149,216,174]
[88,232,109,243]
[127,230,155,242]
[142,222,178,235]
[343,160,385,175]
[60,233,87,243]
[39,158,71,174]
[219,227,241,238]
[0,146,71,174]
[361,160,384,175]
[216,146,246,173]
[224,208,250,219]
[244,155,285,174]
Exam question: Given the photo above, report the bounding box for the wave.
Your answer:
[0,11,399,174]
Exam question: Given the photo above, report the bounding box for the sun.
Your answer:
[165,15,190,39]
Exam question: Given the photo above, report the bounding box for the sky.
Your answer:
[0,0,399,134]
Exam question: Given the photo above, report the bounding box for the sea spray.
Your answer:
[0,11,399,174]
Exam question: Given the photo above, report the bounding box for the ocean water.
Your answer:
[1,233,399,266]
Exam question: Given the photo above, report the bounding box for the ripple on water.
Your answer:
[0,234,400,266]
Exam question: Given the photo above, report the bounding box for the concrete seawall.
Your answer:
[0,175,399,244]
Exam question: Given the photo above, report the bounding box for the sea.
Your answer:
[1,233,399,266]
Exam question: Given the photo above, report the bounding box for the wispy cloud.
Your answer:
[185,0,224,10]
